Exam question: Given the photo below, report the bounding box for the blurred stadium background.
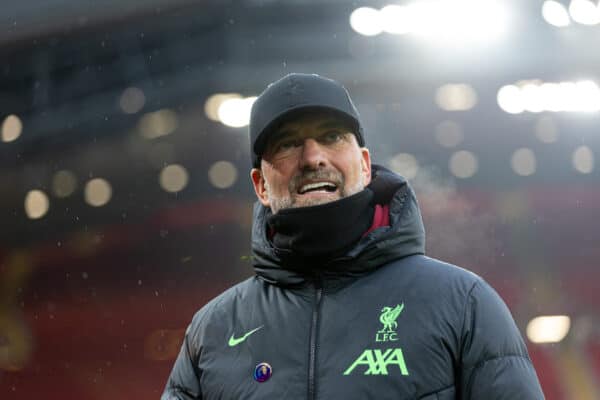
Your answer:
[1,0,599,398]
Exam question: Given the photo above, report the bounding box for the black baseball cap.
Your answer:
[249,73,365,167]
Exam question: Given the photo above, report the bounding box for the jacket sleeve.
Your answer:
[161,321,203,400]
[459,279,545,400]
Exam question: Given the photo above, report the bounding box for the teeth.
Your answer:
[299,182,336,194]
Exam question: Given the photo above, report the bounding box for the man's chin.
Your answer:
[292,192,342,208]
[270,193,341,213]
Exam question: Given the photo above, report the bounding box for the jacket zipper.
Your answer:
[307,282,323,400]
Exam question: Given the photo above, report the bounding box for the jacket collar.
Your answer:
[250,164,426,287]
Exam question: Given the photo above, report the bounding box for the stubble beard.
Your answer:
[266,169,365,214]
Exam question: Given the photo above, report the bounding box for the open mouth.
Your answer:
[297,182,338,194]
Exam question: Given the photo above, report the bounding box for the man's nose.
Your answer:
[299,138,327,169]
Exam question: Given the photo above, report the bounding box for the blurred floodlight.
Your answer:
[558,81,578,111]
[388,153,419,179]
[527,315,570,343]
[539,83,563,112]
[84,178,112,207]
[350,7,383,36]
[208,161,238,189]
[521,84,545,113]
[1,114,23,142]
[138,109,179,139]
[572,145,594,174]
[24,190,49,219]
[218,97,257,128]
[159,164,189,193]
[119,87,146,114]
[497,85,524,114]
[569,0,600,25]
[204,93,242,122]
[449,150,478,178]
[542,0,571,27]
[381,5,413,34]
[52,170,77,198]
[412,0,508,42]
[352,1,509,43]
[574,80,600,111]
[435,120,464,148]
[498,80,600,113]
[435,84,478,111]
[534,116,559,143]
[511,148,537,176]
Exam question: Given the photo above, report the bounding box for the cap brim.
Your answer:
[253,105,361,160]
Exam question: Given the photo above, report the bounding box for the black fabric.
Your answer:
[252,165,425,286]
[266,188,374,270]
[249,73,365,167]
[162,166,545,400]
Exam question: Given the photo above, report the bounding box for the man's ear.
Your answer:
[360,147,372,186]
[250,168,271,207]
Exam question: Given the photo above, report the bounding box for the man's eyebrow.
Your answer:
[268,120,351,147]
[269,129,297,144]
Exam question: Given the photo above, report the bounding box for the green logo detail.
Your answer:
[228,326,263,347]
[343,348,409,376]
[376,303,404,342]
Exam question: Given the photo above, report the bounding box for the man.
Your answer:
[162,73,545,399]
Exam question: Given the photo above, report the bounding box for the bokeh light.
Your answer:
[435,84,478,111]
[24,190,50,219]
[159,164,189,193]
[497,80,600,113]
[351,1,509,43]
[572,145,594,174]
[217,97,256,128]
[119,87,146,114]
[84,178,112,207]
[208,161,238,189]
[138,109,179,139]
[449,150,478,178]
[569,0,600,26]
[381,5,413,34]
[521,83,545,113]
[388,153,419,180]
[527,315,571,343]
[542,0,571,27]
[2,114,23,142]
[52,170,78,198]
[204,93,242,122]
[497,85,525,114]
[511,148,537,176]
[350,7,383,36]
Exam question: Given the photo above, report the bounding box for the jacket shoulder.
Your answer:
[388,256,544,398]
[413,255,481,282]
[186,277,261,341]
[394,255,526,354]
[382,254,482,297]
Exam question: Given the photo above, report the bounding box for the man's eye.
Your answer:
[276,140,297,151]
[321,131,343,143]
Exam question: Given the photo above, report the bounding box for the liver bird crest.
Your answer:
[378,304,404,333]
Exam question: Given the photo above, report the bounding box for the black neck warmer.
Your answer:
[266,188,374,269]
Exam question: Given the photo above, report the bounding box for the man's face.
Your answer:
[251,112,371,214]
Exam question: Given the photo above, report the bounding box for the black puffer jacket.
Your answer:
[162,166,545,399]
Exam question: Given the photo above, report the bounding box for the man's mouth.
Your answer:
[297,181,338,194]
